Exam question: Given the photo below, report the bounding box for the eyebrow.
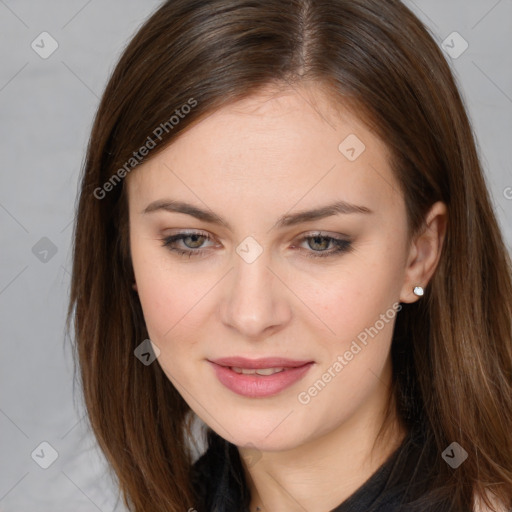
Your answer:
[141,199,373,229]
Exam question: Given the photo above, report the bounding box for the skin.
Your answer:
[126,82,447,512]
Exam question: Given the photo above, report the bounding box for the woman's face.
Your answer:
[126,83,423,451]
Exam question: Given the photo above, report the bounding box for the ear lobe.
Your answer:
[132,282,138,291]
[399,201,448,303]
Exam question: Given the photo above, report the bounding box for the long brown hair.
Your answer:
[67,0,512,510]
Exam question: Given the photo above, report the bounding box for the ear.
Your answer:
[399,201,448,303]
[132,281,138,292]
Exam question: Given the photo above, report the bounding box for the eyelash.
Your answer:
[160,231,353,259]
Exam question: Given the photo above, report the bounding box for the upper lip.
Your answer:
[209,357,313,369]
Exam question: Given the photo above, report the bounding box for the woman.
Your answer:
[67,0,512,511]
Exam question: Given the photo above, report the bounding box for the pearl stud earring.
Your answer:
[413,286,424,297]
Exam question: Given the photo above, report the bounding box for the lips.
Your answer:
[207,357,315,397]
[209,356,313,369]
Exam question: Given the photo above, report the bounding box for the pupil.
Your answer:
[310,236,328,251]
[186,235,203,248]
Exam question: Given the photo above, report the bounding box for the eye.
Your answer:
[294,233,353,259]
[160,231,216,258]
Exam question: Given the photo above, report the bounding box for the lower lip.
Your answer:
[208,361,314,398]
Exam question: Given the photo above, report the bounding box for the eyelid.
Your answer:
[161,229,350,242]
[300,230,351,239]
[161,230,218,248]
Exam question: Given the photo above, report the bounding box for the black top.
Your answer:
[190,421,456,512]
[329,429,419,512]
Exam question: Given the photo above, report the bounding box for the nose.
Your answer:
[219,250,292,339]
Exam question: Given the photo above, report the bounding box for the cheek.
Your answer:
[130,234,196,345]
[135,270,202,348]
[291,260,401,426]
[291,245,404,346]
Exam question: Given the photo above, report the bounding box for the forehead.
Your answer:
[126,83,400,213]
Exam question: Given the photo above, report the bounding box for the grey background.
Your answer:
[0,0,511,510]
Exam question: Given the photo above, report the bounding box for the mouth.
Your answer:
[230,366,287,376]
[209,356,314,370]
[207,357,314,398]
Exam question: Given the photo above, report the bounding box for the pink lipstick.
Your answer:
[208,357,314,398]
